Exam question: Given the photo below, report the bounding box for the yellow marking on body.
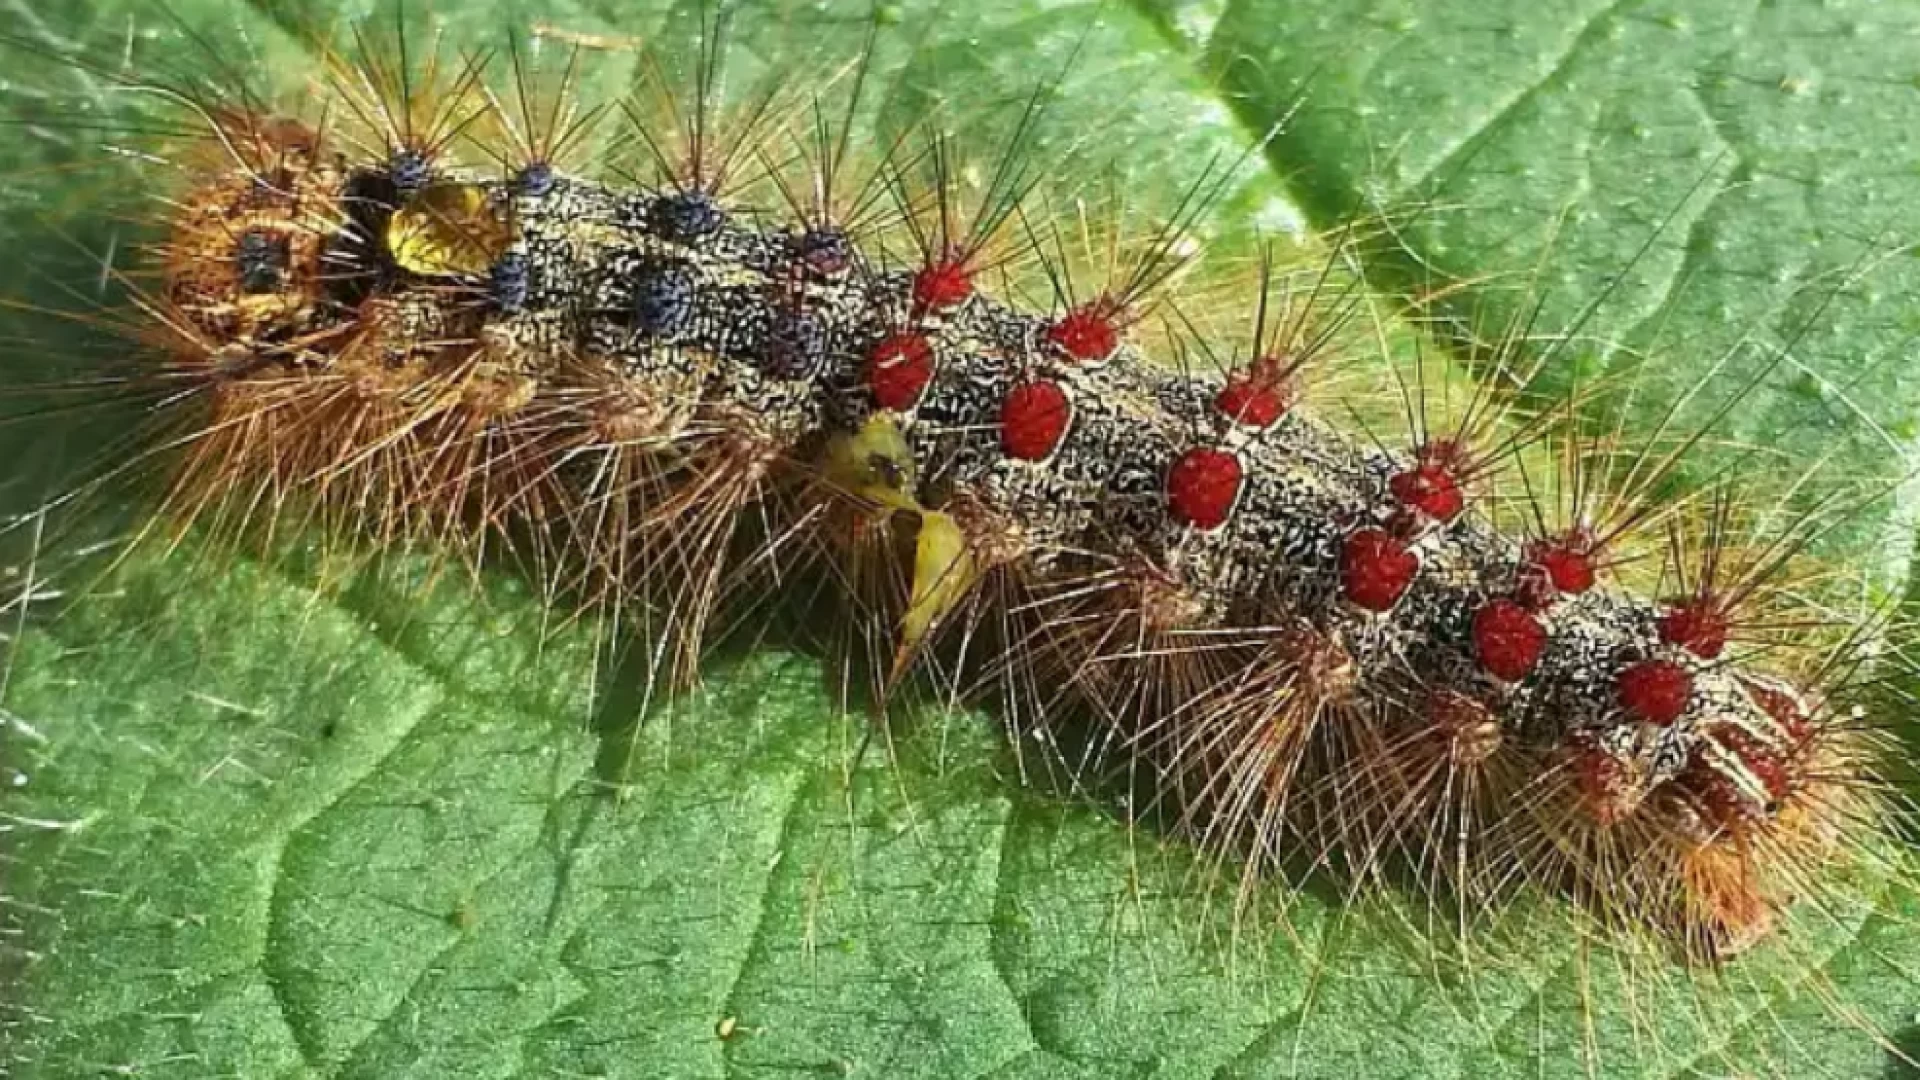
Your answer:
[388,183,511,277]
[820,416,979,666]
[822,414,920,511]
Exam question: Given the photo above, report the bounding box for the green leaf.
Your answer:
[1209,0,1920,554]
[6,1,1920,1078]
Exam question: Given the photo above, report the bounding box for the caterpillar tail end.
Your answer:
[1678,838,1779,960]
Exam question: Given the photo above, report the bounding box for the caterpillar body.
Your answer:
[155,49,1865,960]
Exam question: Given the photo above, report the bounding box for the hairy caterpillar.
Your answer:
[4,2,1920,1077]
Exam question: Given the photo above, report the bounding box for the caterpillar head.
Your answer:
[164,115,346,350]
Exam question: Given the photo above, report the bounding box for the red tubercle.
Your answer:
[913,255,974,312]
[1388,461,1465,523]
[1389,440,1470,524]
[1000,380,1072,461]
[1215,379,1288,429]
[1471,599,1547,682]
[1215,354,1297,429]
[1524,529,1600,597]
[1340,527,1419,613]
[1166,447,1244,530]
[867,332,935,411]
[1617,659,1694,725]
[1046,298,1122,362]
[1540,549,1596,594]
[1659,598,1730,660]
